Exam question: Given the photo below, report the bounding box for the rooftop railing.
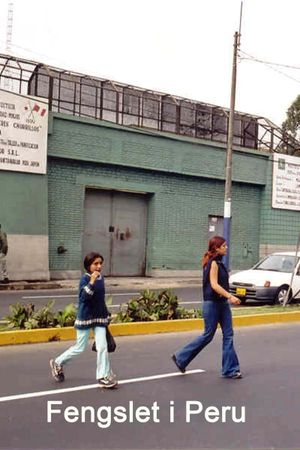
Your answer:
[1,54,298,155]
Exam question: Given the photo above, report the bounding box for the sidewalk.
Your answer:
[0,276,201,291]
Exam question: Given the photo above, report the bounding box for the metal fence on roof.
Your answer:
[0,54,299,154]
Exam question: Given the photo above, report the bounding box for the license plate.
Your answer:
[236,288,246,296]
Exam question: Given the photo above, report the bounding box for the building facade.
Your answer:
[45,113,297,279]
[0,55,299,280]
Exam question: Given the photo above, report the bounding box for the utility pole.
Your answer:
[223,4,242,270]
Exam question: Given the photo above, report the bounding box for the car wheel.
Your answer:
[274,285,292,305]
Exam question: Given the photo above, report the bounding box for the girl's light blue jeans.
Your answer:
[55,327,110,380]
[175,300,240,377]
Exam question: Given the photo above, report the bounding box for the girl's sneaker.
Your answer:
[98,375,118,389]
[50,359,65,382]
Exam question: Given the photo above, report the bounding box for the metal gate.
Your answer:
[82,189,148,276]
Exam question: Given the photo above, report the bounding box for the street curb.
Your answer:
[1,311,300,346]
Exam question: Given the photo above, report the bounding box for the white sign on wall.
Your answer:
[272,153,300,211]
[0,89,48,174]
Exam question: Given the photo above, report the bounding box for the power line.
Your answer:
[239,50,300,84]
[0,40,85,75]
[240,51,300,70]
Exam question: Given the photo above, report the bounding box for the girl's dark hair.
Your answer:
[201,236,226,268]
[84,252,104,272]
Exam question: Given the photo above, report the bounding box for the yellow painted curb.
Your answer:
[109,319,204,336]
[0,327,76,346]
[0,311,300,346]
[232,311,300,327]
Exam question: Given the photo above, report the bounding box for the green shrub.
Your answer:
[115,289,157,322]
[4,301,77,330]
[26,300,56,329]
[3,290,202,328]
[4,303,35,329]
[55,303,77,327]
[114,289,201,323]
[175,306,202,319]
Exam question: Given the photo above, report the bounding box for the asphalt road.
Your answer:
[0,287,203,319]
[1,323,300,449]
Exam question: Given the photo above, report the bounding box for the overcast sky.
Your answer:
[0,0,299,127]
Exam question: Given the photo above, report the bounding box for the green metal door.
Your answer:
[82,189,147,276]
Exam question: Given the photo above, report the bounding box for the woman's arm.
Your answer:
[79,275,95,302]
[209,261,241,305]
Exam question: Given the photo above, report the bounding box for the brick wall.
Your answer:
[48,113,295,275]
[47,159,262,274]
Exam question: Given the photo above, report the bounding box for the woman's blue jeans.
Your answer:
[175,300,240,377]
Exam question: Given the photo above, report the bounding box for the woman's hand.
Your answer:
[229,295,241,305]
[90,271,100,284]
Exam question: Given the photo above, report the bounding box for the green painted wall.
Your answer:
[47,158,262,272]
[47,114,268,273]
[0,171,48,235]
[48,113,268,186]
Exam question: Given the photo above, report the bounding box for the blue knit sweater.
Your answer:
[74,273,109,330]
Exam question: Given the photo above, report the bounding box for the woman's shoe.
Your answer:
[231,371,243,379]
[224,371,243,379]
[171,355,185,374]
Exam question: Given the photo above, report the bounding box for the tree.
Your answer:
[281,95,300,155]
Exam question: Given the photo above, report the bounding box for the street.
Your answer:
[1,323,300,449]
[0,287,203,320]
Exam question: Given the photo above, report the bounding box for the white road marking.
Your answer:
[107,292,139,297]
[180,301,201,305]
[21,294,201,308]
[21,292,140,300]
[103,301,201,309]
[22,294,77,299]
[0,369,205,403]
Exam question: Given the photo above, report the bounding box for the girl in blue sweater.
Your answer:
[50,252,117,388]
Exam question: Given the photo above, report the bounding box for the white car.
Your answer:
[229,252,300,305]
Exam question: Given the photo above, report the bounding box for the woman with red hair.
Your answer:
[172,236,242,379]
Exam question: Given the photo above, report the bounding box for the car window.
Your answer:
[254,255,298,273]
